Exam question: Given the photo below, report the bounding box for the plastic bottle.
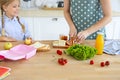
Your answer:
[95,32,104,55]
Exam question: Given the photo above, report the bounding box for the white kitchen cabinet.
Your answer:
[33,17,69,40]
[105,17,120,39]
[24,17,34,39]
[24,16,120,40]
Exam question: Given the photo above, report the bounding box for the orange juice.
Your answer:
[95,32,104,55]
[59,34,68,40]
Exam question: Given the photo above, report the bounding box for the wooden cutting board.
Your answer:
[53,45,69,48]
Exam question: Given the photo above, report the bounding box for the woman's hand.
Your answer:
[69,26,77,38]
[76,30,89,43]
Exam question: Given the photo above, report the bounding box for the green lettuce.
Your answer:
[65,44,97,60]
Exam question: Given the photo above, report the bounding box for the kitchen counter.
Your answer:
[19,9,64,17]
[0,40,120,80]
[19,9,120,17]
[0,9,120,17]
[112,11,120,17]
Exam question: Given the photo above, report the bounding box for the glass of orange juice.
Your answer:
[59,34,68,40]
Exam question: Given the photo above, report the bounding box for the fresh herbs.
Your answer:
[65,44,97,60]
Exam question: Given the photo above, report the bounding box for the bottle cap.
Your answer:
[97,32,104,35]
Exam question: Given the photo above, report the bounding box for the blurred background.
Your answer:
[20,0,120,12]
[20,0,64,9]
[19,0,120,40]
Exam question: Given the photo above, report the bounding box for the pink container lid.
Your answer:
[0,44,37,60]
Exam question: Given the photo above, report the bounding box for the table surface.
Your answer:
[0,40,120,80]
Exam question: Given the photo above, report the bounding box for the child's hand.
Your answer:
[0,36,17,42]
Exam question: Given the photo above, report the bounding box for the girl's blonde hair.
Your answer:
[0,0,25,36]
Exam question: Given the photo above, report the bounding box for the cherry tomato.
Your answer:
[105,61,110,66]
[90,60,94,65]
[57,50,62,55]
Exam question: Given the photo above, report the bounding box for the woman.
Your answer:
[64,0,112,43]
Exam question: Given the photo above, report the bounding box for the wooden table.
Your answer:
[0,40,120,80]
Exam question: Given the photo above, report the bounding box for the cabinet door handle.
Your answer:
[52,18,58,21]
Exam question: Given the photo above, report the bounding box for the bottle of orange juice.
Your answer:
[95,32,104,55]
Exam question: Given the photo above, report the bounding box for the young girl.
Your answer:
[64,0,112,43]
[0,0,31,41]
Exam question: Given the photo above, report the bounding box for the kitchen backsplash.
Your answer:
[20,0,64,9]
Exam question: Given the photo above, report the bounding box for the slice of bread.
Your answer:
[53,40,66,46]
[31,42,50,51]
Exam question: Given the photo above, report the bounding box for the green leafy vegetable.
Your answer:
[65,44,97,60]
